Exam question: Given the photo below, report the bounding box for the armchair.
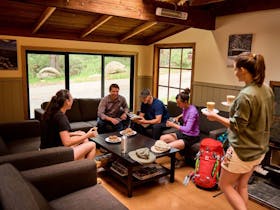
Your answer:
[0,160,128,210]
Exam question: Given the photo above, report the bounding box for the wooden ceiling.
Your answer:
[1,0,280,45]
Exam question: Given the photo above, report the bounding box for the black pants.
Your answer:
[131,122,168,140]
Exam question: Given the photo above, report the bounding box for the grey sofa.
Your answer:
[0,160,128,210]
[35,98,101,132]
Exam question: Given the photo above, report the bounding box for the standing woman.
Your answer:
[41,89,98,160]
[160,88,200,167]
[204,52,274,210]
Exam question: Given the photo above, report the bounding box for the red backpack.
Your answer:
[192,138,224,189]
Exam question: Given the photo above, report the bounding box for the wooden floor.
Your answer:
[97,155,270,210]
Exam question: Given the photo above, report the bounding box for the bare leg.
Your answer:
[219,168,247,210]
[160,133,177,143]
[73,141,96,160]
[236,169,254,205]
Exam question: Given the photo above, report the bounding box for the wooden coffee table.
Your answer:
[91,132,179,197]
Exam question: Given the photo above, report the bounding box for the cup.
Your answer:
[206,102,215,112]
[121,135,127,154]
[226,95,235,104]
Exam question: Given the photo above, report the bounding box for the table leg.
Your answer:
[170,153,175,183]
[127,165,133,197]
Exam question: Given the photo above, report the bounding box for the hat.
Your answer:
[140,88,151,98]
[151,140,171,153]
[128,147,156,164]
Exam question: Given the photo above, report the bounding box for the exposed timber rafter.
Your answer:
[80,15,113,38]
[32,6,56,34]
[120,21,157,42]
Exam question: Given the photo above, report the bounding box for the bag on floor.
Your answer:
[191,138,224,189]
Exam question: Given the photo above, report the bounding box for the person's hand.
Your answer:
[87,127,98,138]
[120,113,127,120]
[203,111,218,121]
[138,118,147,124]
[111,118,120,125]
[166,120,174,127]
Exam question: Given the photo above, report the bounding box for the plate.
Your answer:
[105,136,121,143]
[120,130,137,136]
[221,101,231,107]
[201,108,219,114]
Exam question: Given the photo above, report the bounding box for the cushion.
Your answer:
[0,164,50,210]
[66,99,82,122]
[167,101,181,117]
[79,98,101,121]
[49,184,128,210]
[0,136,9,155]
[70,122,93,132]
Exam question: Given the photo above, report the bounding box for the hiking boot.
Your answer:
[175,159,186,168]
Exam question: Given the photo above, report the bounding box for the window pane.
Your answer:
[169,88,180,102]
[182,48,193,69]
[158,67,169,86]
[104,56,131,108]
[27,53,65,118]
[181,70,192,89]
[170,48,182,68]
[158,86,168,105]
[69,54,101,98]
[169,68,181,88]
[159,49,170,67]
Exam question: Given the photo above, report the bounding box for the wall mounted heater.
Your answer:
[156,7,188,20]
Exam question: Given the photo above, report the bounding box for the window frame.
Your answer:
[22,47,136,119]
[153,43,196,104]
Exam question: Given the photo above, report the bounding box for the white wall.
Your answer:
[156,9,280,86]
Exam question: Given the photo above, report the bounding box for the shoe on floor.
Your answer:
[95,153,112,168]
[175,159,186,168]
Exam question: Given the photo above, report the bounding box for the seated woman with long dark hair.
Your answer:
[160,88,200,167]
[40,89,98,160]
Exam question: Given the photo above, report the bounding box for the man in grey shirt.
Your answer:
[97,83,129,133]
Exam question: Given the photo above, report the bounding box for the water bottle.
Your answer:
[121,135,127,154]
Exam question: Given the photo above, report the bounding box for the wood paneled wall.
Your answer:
[192,81,241,111]
[0,78,24,122]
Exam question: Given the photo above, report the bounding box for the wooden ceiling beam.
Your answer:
[11,0,216,29]
[120,21,157,42]
[80,15,113,38]
[32,6,56,34]
[145,25,188,45]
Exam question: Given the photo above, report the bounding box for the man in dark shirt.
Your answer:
[132,88,169,139]
[97,83,129,133]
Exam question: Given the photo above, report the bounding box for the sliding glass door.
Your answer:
[26,51,134,118]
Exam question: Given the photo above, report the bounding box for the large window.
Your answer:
[154,44,195,104]
[26,51,134,118]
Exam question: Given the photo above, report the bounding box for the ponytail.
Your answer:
[176,88,191,103]
[235,52,265,86]
[42,89,70,120]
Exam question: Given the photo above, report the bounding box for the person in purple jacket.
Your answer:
[160,88,200,167]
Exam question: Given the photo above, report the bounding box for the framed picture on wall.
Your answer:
[0,39,18,70]
[227,34,253,67]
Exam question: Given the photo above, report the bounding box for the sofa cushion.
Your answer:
[0,136,9,155]
[49,184,128,210]
[167,101,181,117]
[79,98,100,121]
[0,164,50,210]
[66,99,82,122]
[6,137,40,154]
[70,122,93,132]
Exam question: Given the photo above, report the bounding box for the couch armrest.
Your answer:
[34,108,45,121]
[0,147,74,171]
[209,127,227,139]
[21,159,97,201]
[0,120,40,141]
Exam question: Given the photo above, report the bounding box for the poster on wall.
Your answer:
[227,34,253,67]
[0,39,18,70]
